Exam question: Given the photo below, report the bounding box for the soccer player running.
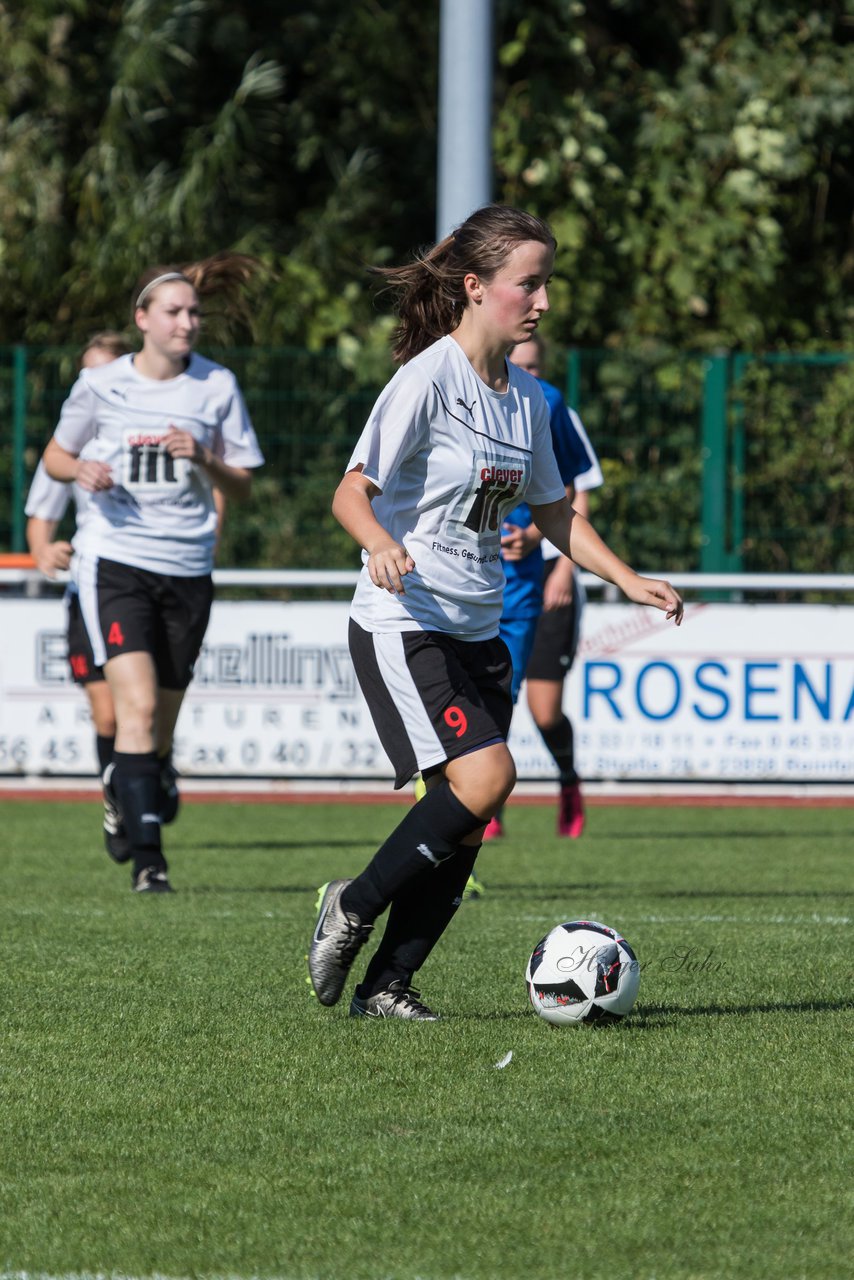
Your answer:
[26,332,227,862]
[43,256,264,893]
[308,204,683,1019]
[27,333,133,858]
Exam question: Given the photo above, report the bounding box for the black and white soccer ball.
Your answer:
[525,920,640,1026]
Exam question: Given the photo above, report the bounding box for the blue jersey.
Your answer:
[501,379,602,620]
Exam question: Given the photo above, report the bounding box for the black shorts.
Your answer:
[349,620,513,789]
[525,561,583,683]
[78,557,213,691]
[66,590,104,685]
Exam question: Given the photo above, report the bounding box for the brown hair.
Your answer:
[130,251,264,338]
[79,330,133,367]
[373,205,556,364]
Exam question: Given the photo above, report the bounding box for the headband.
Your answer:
[135,272,189,308]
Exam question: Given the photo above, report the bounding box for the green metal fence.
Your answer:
[2,344,851,575]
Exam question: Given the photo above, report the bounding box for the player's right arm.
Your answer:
[43,438,114,492]
[43,374,114,491]
[332,465,415,596]
[26,517,72,578]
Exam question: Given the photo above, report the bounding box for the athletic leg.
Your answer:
[105,650,169,888]
[343,742,513,919]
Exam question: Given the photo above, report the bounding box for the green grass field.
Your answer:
[1,795,851,1280]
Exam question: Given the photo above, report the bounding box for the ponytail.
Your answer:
[131,251,265,338]
[373,205,556,363]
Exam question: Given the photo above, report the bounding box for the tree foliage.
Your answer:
[1,1,852,573]
[0,0,852,353]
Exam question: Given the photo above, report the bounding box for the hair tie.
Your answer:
[135,272,188,308]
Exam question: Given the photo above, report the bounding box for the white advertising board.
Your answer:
[0,598,852,781]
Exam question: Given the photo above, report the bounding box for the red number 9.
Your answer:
[444,705,468,738]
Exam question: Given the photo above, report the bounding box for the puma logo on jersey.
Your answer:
[455,397,476,416]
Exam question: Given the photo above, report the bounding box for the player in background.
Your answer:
[484,334,603,841]
[27,333,133,857]
[25,332,226,861]
[42,255,264,893]
[308,204,683,1019]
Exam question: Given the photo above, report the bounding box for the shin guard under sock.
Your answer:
[341,781,482,924]
[111,751,165,875]
[358,842,482,997]
[540,716,577,786]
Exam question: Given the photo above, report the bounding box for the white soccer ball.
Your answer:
[525,920,640,1026]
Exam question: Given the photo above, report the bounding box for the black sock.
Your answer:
[111,751,166,875]
[539,716,577,786]
[357,842,481,997]
[96,734,115,776]
[341,781,481,924]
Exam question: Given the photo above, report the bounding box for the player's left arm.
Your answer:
[539,482,581,610]
[529,496,683,624]
[162,428,254,502]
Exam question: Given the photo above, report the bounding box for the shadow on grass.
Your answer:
[482,883,853,901]
[188,883,330,895]
[633,998,853,1026]
[176,839,374,852]
[570,828,849,841]
[455,998,853,1027]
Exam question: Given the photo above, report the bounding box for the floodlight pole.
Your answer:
[436,0,494,240]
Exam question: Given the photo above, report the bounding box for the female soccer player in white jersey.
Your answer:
[308,204,683,1018]
[43,257,264,892]
[27,333,133,857]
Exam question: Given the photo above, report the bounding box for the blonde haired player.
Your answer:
[43,257,264,892]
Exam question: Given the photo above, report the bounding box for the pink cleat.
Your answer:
[557,782,585,838]
[482,814,504,841]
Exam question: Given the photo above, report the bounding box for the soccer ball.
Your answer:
[525,920,640,1026]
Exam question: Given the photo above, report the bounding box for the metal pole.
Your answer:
[700,353,729,575]
[12,345,27,553]
[436,0,493,240]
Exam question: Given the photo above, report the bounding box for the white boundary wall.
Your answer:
[0,571,852,783]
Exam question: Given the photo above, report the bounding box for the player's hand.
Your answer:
[163,427,207,465]
[75,459,114,492]
[621,574,684,624]
[35,541,73,578]
[500,522,541,562]
[543,558,575,610]
[367,539,415,595]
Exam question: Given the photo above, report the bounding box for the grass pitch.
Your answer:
[1,795,851,1280]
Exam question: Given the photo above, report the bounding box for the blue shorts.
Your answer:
[498,613,539,705]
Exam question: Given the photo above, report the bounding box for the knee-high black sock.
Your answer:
[539,716,577,786]
[111,751,165,875]
[358,842,481,997]
[341,781,481,924]
[96,734,115,776]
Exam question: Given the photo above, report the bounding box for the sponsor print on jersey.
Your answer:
[447,451,528,543]
[120,427,193,496]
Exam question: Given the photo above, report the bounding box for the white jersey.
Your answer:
[347,335,566,639]
[25,457,93,524]
[52,352,264,577]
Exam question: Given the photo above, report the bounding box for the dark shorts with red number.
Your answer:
[66,589,104,686]
[78,557,213,691]
[349,619,514,789]
[524,561,582,683]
